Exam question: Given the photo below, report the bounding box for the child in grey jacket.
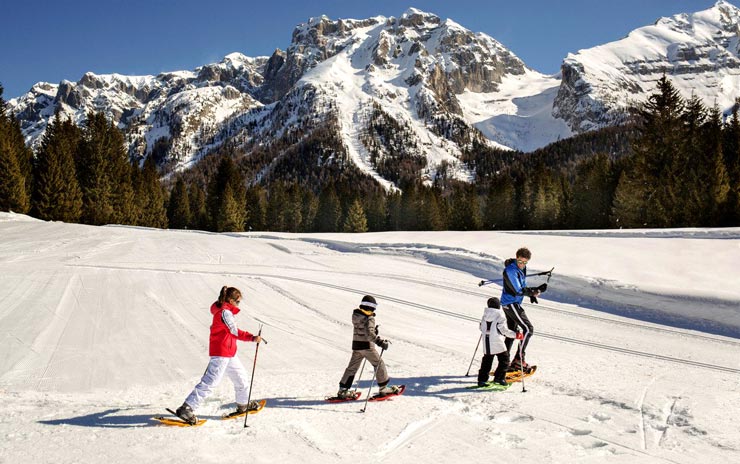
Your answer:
[336,295,400,398]
[478,297,522,386]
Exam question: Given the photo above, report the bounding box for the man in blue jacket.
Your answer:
[500,247,546,372]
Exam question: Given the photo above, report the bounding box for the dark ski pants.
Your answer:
[503,303,534,362]
[477,350,510,384]
[339,347,389,389]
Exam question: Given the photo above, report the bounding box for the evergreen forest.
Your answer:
[1,77,738,232]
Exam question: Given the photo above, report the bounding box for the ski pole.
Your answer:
[530,267,555,278]
[465,334,482,376]
[244,325,263,428]
[517,335,527,393]
[360,349,385,413]
[480,267,553,287]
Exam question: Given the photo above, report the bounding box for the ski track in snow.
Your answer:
[2,216,740,463]
[61,262,740,375]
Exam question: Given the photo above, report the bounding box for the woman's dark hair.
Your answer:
[217,286,242,307]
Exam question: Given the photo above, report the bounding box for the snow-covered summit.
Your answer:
[554,0,740,131]
[9,3,740,185]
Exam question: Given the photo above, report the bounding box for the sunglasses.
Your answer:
[516,259,529,265]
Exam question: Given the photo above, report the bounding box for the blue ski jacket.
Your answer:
[500,258,527,306]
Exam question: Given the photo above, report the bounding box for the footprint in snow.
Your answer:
[587,412,611,422]
[491,412,533,424]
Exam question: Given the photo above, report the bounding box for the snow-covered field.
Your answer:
[1,212,739,463]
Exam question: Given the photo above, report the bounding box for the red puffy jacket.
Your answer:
[208,302,254,357]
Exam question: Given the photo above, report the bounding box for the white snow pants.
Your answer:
[184,356,250,410]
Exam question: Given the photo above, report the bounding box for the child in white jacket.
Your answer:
[478,297,522,386]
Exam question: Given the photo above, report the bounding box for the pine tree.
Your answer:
[676,95,709,226]
[133,157,168,228]
[214,183,244,232]
[420,187,446,231]
[0,86,31,213]
[77,112,115,225]
[207,157,246,232]
[527,168,564,230]
[514,168,533,229]
[698,107,730,226]
[265,182,288,231]
[448,185,481,231]
[398,184,420,230]
[364,192,388,232]
[188,183,208,230]
[300,187,319,232]
[611,161,648,228]
[107,123,137,225]
[570,154,614,229]
[386,191,402,231]
[613,76,684,227]
[245,185,266,231]
[343,198,368,233]
[284,184,304,232]
[314,185,341,232]
[722,103,740,225]
[483,174,516,230]
[167,178,191,229]
[32,114,83,222]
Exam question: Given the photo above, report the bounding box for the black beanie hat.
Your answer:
[487,297,501,309]
[360,295,377,311]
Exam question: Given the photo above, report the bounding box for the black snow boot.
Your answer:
[175,403,196,424]
[236,401,261,413]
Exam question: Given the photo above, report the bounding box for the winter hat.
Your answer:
[360,295,378,311]
[487,297,501,309]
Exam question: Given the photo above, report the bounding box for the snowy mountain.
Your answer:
[5,8,568,184]
[2,211,740,462]
[555,0,740,131]
[9,55,267,169]
[8,3,740,186]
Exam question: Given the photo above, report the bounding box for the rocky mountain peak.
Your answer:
[399,8,441,28]
[9,3,740,187]
[554,0,740,133]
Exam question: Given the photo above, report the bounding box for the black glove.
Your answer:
[529,295,539,304]
[375,337,390,350]
[537,283,548,293]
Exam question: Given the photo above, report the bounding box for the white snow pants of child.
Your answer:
[184,356,250,410]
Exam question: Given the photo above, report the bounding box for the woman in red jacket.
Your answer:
[176,286,262,424]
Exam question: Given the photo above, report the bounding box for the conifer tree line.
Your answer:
[1,85,168,227]
[2,77,739,231]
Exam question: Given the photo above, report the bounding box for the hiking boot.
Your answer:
[509,358,530,372]
[175,403,196,424]
[236,400,261,413]
[493,377,509,386]
[336,388,355,399]
[378,385,400,396]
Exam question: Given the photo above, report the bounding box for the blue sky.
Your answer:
[0,0,730,99]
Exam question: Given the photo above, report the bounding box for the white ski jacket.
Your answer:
[480,306,517,355]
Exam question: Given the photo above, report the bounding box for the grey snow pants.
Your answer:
[339,347,389,388]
